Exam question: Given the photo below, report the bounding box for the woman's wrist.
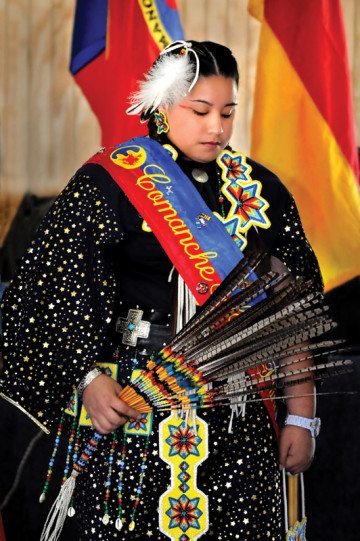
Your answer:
[284,414,321,438]
[77,367,103,398]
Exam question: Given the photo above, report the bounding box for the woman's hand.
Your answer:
[279,425,315,474]
[82,374,141,434]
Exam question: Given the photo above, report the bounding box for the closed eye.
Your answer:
[222,110,235,118]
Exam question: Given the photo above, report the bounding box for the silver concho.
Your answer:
[191,168,209,183]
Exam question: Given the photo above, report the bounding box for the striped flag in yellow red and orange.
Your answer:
[249,0,360,291]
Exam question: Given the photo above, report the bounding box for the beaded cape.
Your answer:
[0,142,323,434]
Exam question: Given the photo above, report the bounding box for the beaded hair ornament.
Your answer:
[126,40,200,119]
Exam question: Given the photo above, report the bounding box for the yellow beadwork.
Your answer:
[159,411,209,539]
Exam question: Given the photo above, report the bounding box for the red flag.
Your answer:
[70,0,184,146]
[249,0,360,291]
[0,513,6,541]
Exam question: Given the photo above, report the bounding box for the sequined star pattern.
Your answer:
[1,152,323,540]
[1,172,123,430]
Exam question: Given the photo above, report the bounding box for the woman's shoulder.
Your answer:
[72,162,125,201]
[66,161,143,231]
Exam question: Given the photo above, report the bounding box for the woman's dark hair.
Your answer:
[191,40,239,86]
[148,40,239,141]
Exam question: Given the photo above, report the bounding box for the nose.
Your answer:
[208,112,224,135]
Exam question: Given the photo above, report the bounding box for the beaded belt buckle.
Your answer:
[115,308,150,346]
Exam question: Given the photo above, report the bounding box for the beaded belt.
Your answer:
[115,308,172,351]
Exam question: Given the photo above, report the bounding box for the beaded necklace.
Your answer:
[216,166,226,219]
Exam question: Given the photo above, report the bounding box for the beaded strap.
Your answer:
[73,432,103,476]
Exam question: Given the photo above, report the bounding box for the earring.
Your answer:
[154,110,169,135]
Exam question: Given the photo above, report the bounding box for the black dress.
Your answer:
[0,144,322,541]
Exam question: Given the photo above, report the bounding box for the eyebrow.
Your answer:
[188,99,238,107]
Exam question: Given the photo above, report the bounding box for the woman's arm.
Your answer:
[278,350,316,473]
[0,165,125,431]
[269,197,322,473]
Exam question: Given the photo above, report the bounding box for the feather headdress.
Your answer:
[126,40,200,118]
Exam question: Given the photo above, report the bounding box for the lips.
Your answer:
[201,141,221,147]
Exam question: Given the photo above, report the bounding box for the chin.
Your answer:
[191,149,221,163]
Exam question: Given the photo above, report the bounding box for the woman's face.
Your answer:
[162,75,237,163]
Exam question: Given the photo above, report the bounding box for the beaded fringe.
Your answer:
[40,475,77,541]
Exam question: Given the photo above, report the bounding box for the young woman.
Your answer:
[1,40,322,540]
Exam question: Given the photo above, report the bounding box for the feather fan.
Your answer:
[115,253,354,412]
[41,253,357,540]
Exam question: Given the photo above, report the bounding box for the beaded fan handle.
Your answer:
[40,386,150,541]
[68,386,150,479]
[118,384,153,412]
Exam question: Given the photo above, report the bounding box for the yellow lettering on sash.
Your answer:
[137,165,171,192]
[147,190,163,202]
[157,202,178,220]
[190,252,218,280]
[135,166,219,287]
[168,217,187,229]
[137,176,155,192]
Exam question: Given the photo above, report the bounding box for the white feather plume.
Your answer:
[126,54,195,116]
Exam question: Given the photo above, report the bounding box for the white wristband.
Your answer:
[285,414,321,438]
[77,367,103,398]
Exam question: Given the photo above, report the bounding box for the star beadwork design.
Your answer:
[127,413,149,431]
[216,149,271,235]
[166,494,203,532]
[224,181,270,232]
[166,423,202,459]
[217,150,251,184]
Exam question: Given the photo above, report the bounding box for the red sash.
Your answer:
[86,137,278,433]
